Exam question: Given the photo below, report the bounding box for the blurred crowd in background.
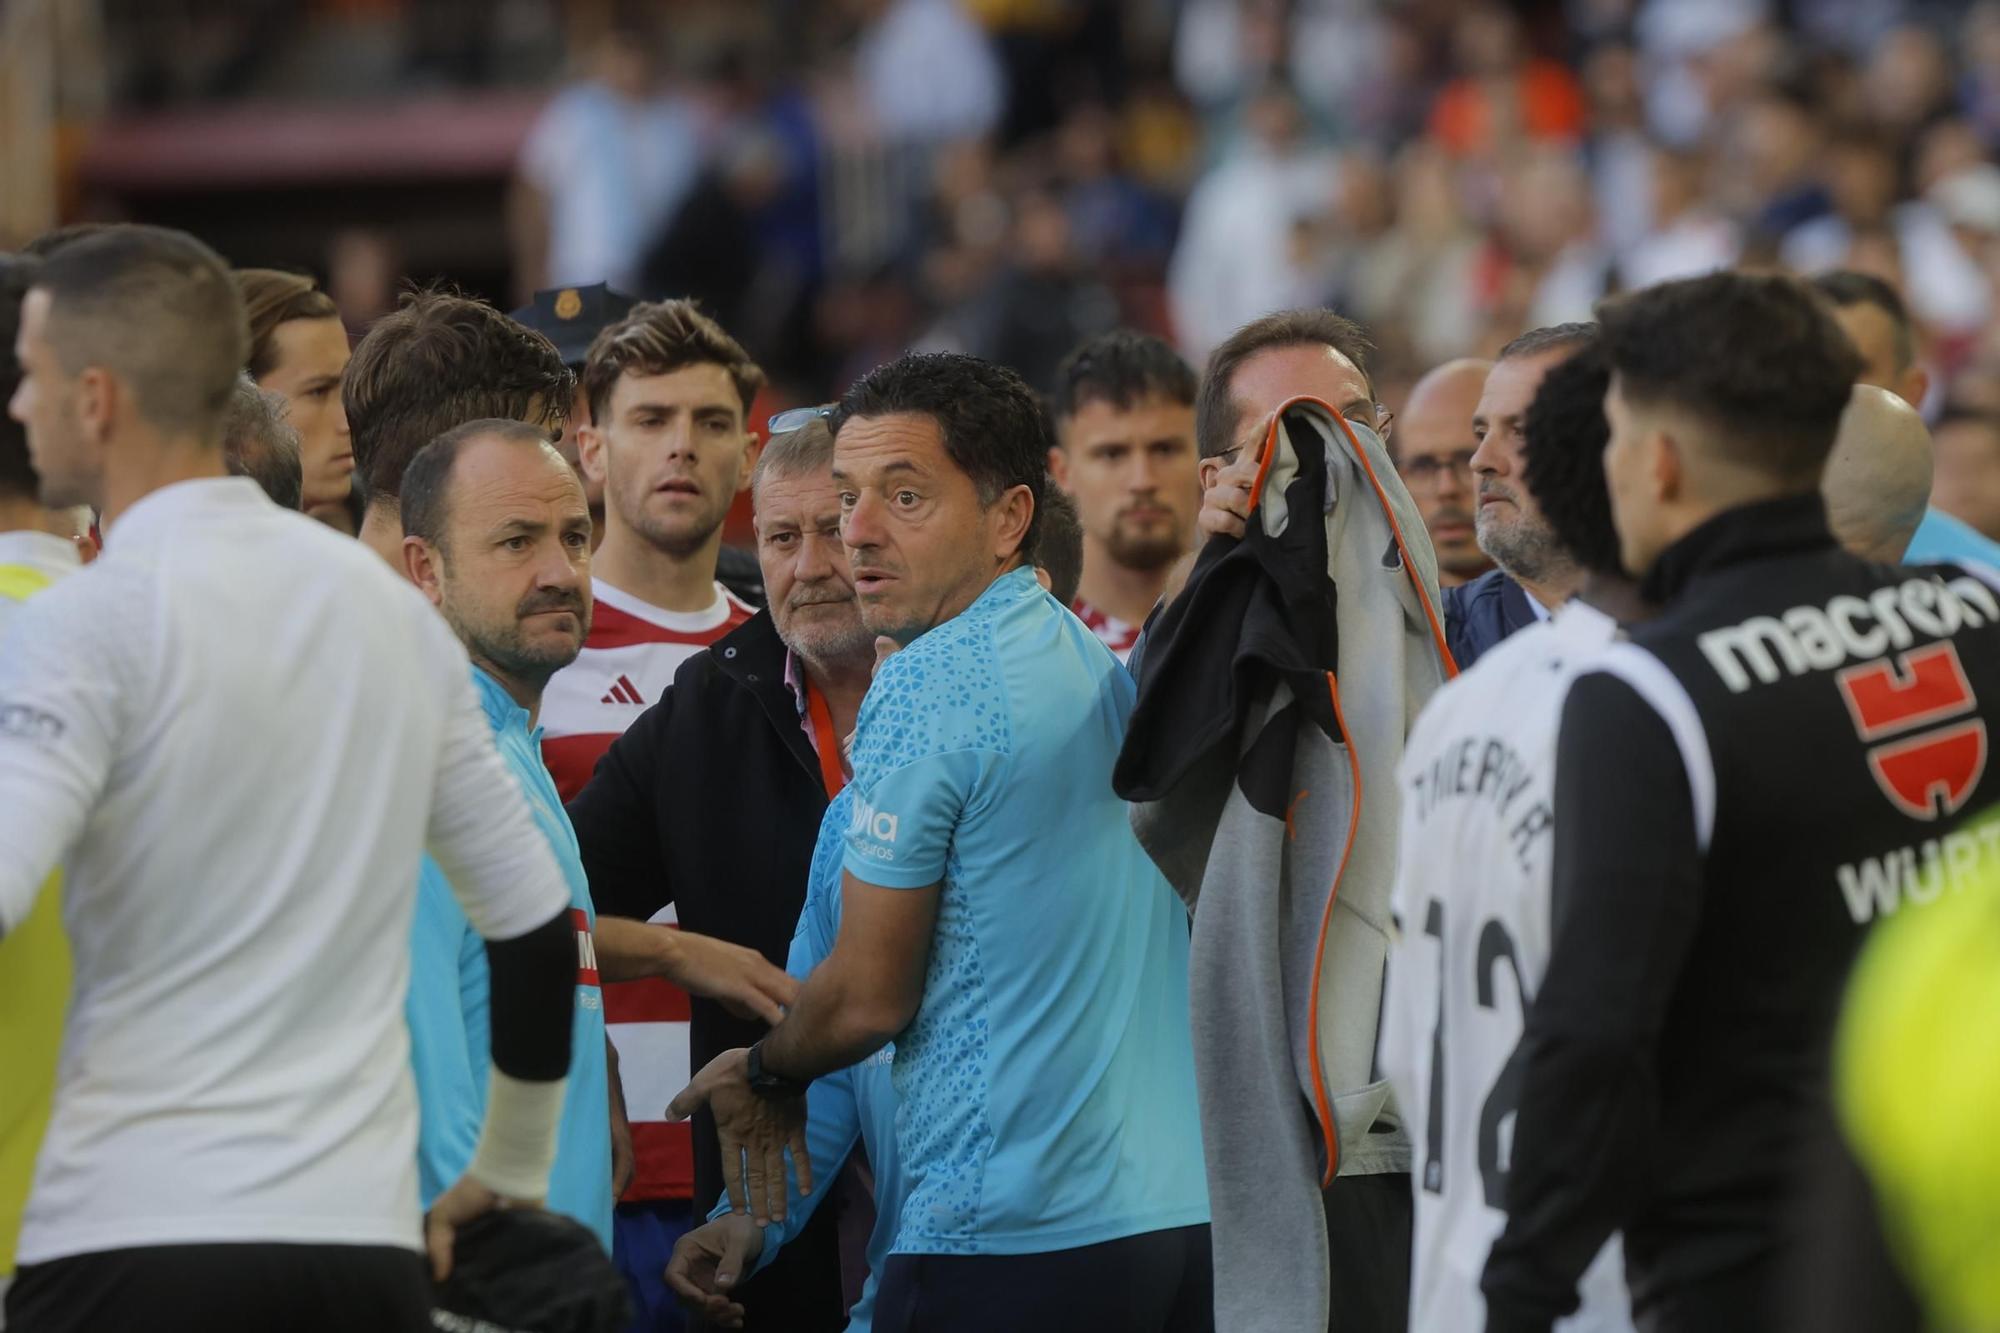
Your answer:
[15,0,2000,540]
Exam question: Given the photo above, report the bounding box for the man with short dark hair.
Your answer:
[396,420,615,1254]
[2,225,578,1331]
[1483,272,2000,1332]
[542,301,797,1323]
[1811,269,1929,409]
[1382,339,1639,1333]
[670,352,1211,1332]
[219,372,303,509]
[1809,268,2000,567]
[1394,359,1495,587]
[1047,330,1199,661]
[342,288,575,566]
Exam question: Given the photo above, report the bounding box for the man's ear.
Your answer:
[1197,457,1221,493]
[1902,365,1932,412]
[76,367,116,444]
[1651,429,1683,504]
[404,536,445,604]
[576,424,609,486]
[736,434,761,495]
[1047,445,1071,491]
[993,483,1034,562]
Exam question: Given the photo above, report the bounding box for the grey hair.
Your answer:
[752,415,836,493]
[220,371,303,509]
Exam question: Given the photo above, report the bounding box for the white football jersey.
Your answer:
[1380,601,1632,1333]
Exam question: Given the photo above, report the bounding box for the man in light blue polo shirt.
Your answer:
[670,353,1209,1333]
[399,418,612,1248]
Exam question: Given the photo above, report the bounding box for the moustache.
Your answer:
[1430,506,1474,526]
[1477,480,1515,504]
[517,591,586,619]
[789,590,856,610]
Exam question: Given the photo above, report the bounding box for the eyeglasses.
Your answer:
[1397,450,1476,488]
[1215,404,1390,468]
[767,404,835,436]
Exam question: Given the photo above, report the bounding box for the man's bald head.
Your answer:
[1395,359,1495,583]
[1824,384,1934,563]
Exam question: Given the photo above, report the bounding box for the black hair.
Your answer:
[1033,481,1084,606]
[400,417,560,551]
[1050,329,1197,423]
[1595,271,1862,480]
[1497,322,1597,363]
[1521,341,1620,576]
[1810,269,1914,372]
[834,352,1050,562]
[1196,308,1374,459]
[0,255,38,501]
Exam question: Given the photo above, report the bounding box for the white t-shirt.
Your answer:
[1380,601,1633,1333]
[0,478,570,1262]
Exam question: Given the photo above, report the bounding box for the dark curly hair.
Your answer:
[1522,340,1621,577]
[1596,272,1862,481]
[834,352,1051,561]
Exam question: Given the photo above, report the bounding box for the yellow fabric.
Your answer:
[0,559,69,1275]
[1837,838,2000,1329]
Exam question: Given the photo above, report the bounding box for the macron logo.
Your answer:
[600,675,645,706]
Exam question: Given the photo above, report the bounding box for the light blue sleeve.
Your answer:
[708,893,862,1273]
[406,859,485,1208]
[841,749,991,889]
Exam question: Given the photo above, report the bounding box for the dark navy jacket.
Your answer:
[1440,567,1539,670]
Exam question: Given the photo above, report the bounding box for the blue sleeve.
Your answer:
[842,749,992,889]
[406,861,485,1208]
[706,901,863,1273]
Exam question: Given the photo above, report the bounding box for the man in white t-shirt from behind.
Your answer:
[0,226,580,1333]
[1380,336,1642,1333]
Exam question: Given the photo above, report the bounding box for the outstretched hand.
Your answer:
[665,1212,767,1328]
[666,1048,813,1224]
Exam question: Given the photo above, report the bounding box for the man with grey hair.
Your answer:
[566,413,870,1331]
[1823,385,1935,563]
[219,372,303,510]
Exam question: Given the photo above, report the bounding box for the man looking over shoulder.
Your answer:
[669,352,1210,1333]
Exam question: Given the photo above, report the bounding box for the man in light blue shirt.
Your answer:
[669,353,1209,1332]
[668,788,901,1330]
[399,418,613,1248]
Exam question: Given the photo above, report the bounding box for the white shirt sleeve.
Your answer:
[0,577,130,936]
[420,618,572,942]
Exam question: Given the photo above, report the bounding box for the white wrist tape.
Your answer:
[468,1068,567,1201]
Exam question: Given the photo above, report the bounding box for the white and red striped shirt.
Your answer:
[1072,597,1141,664]
[541,576,754,1203]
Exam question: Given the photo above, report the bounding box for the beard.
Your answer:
[620,486,732,559]
[444,585,590,689]
[1475,505,1569,585]
[1104,518,1185,573]
[778,588,874,666]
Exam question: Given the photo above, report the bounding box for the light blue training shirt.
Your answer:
[710,787,901,1331]
[841,566,1208,1257]
[1906,505,2000,569]
[406,667,613,1248]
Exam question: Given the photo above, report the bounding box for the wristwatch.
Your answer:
[745,1039,812,1100]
